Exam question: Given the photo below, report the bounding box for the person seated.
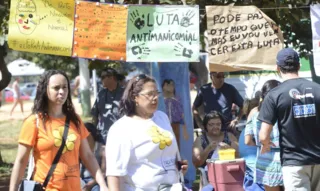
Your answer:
[192,111,239,190]
[81,122,106,191]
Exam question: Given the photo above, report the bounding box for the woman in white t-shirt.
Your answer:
[106,74,188,191]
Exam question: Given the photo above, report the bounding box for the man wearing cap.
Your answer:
[192,72,244,132]
[91,68,124,168]
[259,48,320,190]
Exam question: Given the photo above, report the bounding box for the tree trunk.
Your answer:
[78,58,91,117]
[0,45,10,165]
[0,45,11,91]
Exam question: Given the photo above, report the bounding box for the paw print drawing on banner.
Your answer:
[180,10,195,27]
[53,126,77,153]
[147,126,172,150]
[131,43,151,59]
[174,42,193,58]
[130,10,145,30]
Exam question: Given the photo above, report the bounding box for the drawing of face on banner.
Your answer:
[127,5,200,62]
[15,0,40,35]
[8,0,75,56]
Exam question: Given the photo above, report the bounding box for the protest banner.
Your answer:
[206,5,284,72]
[311,5,320,76]
[73,2,127,60]
[8,0,75,56]
[126,5,199,62]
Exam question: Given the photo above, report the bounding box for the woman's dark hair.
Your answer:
[32,70,80,129]
[203,111,224,132]
[258,80,281,111]
[161,79,176,96]
[120,74,156,116]
[84,122,102,142]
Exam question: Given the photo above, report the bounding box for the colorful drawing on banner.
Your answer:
[127,5,199,62]
[206,6,284,72]
[73,2,127,60]
[8,0,75,56]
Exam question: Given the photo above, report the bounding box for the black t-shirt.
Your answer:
[258,78,320,166]
[193,83,244,122]
[91,85,124,142]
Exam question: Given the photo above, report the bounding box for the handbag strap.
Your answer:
[175,140,185,184]
[42,116,70,189]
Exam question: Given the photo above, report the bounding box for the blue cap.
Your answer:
[276,48,300,66]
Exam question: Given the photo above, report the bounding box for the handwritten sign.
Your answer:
[206,6,284,72]
[8,0,75,56]
[126,5,199,62]
[73,2,127,60]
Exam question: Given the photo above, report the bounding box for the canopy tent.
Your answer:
[7,59,44,76]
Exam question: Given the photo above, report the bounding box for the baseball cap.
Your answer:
[101,68,118,78]
[276,48,300,67]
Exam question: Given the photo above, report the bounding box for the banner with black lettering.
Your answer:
[127,5,199,62]
[206,5,284,72]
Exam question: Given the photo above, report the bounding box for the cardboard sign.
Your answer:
[206,6,284,72]
[8,0,75,56]
[126,5,199,62]
[73,2,127,60]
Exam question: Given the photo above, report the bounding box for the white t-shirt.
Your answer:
[106,110,179,190]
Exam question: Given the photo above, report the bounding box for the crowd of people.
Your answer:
[8,48,320,191]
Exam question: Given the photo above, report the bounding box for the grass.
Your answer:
[0,120,23,164]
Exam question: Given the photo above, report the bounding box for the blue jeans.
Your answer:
[91,185,100,191]
[83,177,100,191]
[201,184,214,191]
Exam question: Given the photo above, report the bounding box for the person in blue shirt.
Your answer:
[193,72,244,134]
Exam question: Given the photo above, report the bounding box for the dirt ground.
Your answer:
[0,97,89,122]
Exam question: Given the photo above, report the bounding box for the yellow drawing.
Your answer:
[148,126,172,150]
[53,126,77,153]
[15,0,40,35]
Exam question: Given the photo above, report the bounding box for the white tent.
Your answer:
[7,59,44,76]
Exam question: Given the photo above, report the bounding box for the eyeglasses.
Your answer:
[163,79,174,84]
[208,122,222,127]
[136,74,147,82]
[101,74,112,79]
[210,72,225,79]
[139,90,161,99]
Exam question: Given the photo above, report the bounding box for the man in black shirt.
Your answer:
[92,68,124,142]
[193,72,244,131]
[258,48,320,190]
[91,68,124,172]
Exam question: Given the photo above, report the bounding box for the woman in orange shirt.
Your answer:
[9,70,108,191]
